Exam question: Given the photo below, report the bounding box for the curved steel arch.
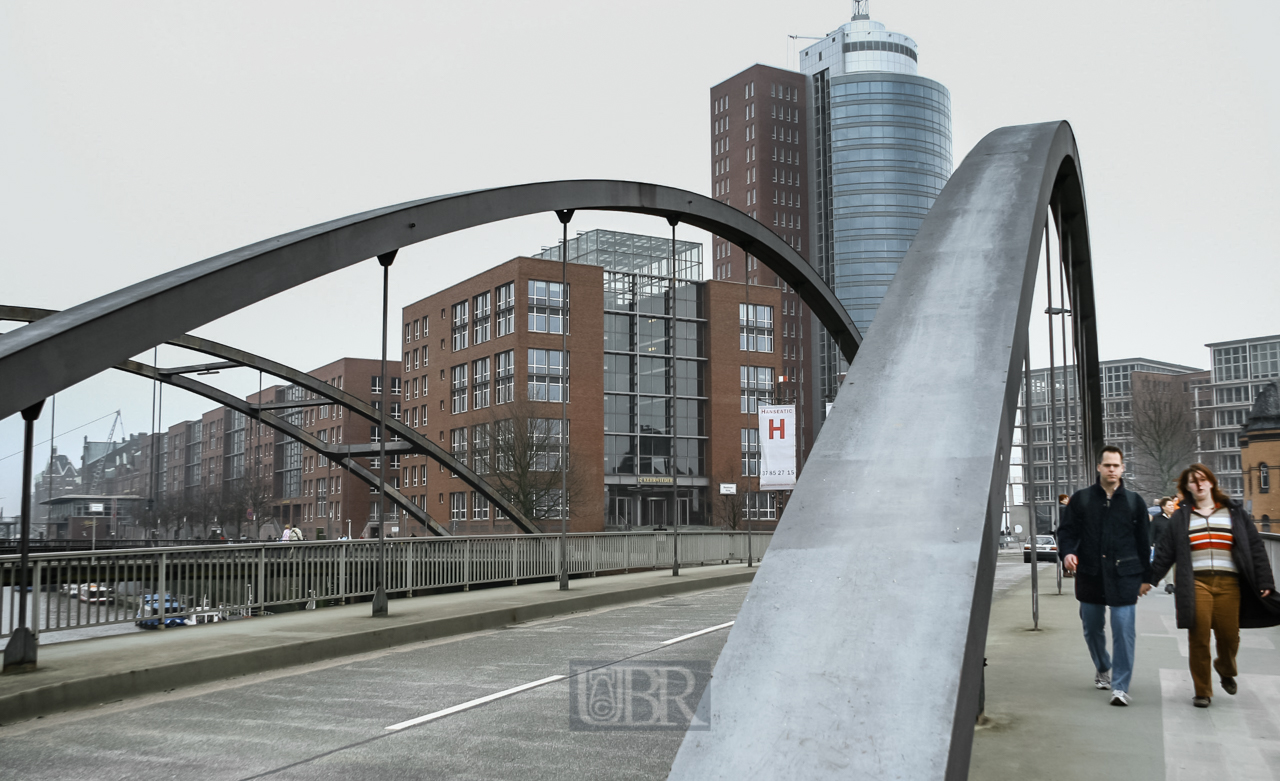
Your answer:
[0,181,859,423]
[668,121,1101,780]
[0,305,538,535]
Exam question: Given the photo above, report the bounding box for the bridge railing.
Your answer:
[0,530,770,640]
[1262,531,1279,576]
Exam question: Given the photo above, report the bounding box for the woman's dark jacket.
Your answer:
[1148,499,1280,630]
[1058,479,1151,606]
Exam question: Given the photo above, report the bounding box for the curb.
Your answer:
[0,568,755,724]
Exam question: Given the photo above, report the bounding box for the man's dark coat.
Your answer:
[1149,500,1280,630]
[1058,479,1151,606]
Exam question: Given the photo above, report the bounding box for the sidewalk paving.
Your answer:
[971,563,1280,780]
[0,563,755,725]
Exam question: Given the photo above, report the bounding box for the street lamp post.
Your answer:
[372,250,397,617]
[3,400,45,673]
[556,209,574,591]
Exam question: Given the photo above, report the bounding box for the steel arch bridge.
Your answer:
[1,120,1101,780]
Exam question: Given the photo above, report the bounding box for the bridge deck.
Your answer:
[973,554,1280,780]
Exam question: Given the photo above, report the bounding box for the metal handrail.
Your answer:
[0,530,771,639]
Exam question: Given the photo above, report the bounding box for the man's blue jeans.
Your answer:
[1080,602,1136,693]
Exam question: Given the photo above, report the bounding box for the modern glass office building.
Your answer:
[536,231,709,527]
[800,6,952,406]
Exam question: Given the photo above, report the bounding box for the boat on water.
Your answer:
[76,583,115,603]
[135,594,187,628]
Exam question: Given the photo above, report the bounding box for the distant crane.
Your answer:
[86,410,122,549]
[88,410,123,494]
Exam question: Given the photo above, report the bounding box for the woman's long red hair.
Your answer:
[1177,463,1232,509]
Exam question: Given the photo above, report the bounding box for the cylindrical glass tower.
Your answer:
[801,11,952,404]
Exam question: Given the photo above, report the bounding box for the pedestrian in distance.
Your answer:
[1142,464,1279,708]
[1152,497,1177,592]
[1058,445,1152,706]
[1058,494,1073,578]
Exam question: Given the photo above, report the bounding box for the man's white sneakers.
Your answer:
[1095,670,1112,690]
[1110,690,1131,706]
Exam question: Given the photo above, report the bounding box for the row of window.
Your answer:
[604,435,703,477]
[448,282,517,352]
[404,317,429,344]
[1213,342,1280,382]
[445,420,567,476]
[448,349,563,413]
[842,39,919,62]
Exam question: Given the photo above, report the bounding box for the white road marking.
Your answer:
[385,675,567,731]
[661,621,734,646]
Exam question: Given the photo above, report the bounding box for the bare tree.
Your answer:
[222,473,274,540]
[1130,381,1197,499]
[711,459,747,530]
[480,398,590,531]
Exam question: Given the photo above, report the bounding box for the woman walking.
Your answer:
[1143,464,1280,707]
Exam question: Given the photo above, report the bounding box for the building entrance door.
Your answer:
[644,497,667,527]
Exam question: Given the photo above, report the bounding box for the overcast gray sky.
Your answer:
[1,0,1277,510]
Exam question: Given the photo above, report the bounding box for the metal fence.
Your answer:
[0,530,771,640]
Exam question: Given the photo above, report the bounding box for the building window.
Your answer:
[389,377,401,396]
[529,418,567,472]
[389,402,400,421]
[371,375,383,395]
[451,301,469,351]
[473,292,491,345]
[740,366,775,413]
[1250,342,1280,379]
[472,357,491,409]
[1219,454,1241,473]
[528,348,567,402]
[450,365,468,414]
[1215,386,1249,405]
[1260,463,1270,493]
[495,282,515,337]
[1221,475,1244,496]
[450,492,467,522]
[450,427,468,469]
[472,492,490,521]
[1102,365,1132,399]
[743,491,775,520]
[528,280,567,334]
[739,304,774,352]
[1216,409,1247,427]
[741,427,760,476]
[1217,431,1240,450]
[472,423,490,475]
[495,350,515,404]
[1214,346,1248,382]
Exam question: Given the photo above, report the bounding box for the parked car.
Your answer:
[135,594,187,628]
[1024,535,1059,563]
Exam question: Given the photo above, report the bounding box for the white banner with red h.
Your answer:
[757,404,797,490]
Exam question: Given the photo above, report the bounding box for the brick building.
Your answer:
[710,65,814,461]
[402,230,788,534]
[1241,382,1280,526]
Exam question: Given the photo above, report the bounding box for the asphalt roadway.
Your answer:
[0,583,747,781]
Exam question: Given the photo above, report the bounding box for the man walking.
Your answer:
[1152,496,1177,592]
[1058,445,1152,706]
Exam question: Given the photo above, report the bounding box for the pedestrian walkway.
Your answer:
[0,563,754,725]
[972,560,1280,780]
